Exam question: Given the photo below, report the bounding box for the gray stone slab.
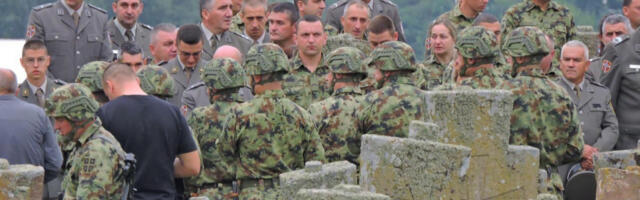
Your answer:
[0,159,45,200]
[279,161,357,199]
[296,184,391,200]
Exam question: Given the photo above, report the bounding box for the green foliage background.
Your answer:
[2,0,622,60]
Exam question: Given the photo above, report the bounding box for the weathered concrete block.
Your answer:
[505,145,540,199]
[296,184,391,200]
[359,134,471,199]
[189,197,210,200]
[594,149,639,170]
[536,193,558,200]
[408,121,440,141]
[575,25,599,58]
[538,169,548,194]
[596,167,640,200]
[279,161,357,199]
[0,159,45,200]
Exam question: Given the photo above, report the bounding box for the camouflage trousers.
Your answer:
[545,171,564,200]
[238,178,280,200]
[189,184,237,200]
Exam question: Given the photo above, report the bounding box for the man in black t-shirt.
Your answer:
[97,63,200,199]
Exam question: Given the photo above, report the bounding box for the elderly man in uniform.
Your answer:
[325,0,405,41]
[163,24,207,107]
[108,0,152,59]
[27,0,112,83]
[18,40,66,108]
[240,0,269,44]
[556,41,618,190]
[268,2,299,58]
[438,0,490,32]
[149,23,178,65]
[200,0,253,61]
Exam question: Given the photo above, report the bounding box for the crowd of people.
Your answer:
[1,0,639,199]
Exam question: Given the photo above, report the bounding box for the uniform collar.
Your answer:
[525,0,559,11]
[201,23,222,44]
[73,120,101,148]
[114,18,138,38]
[60,0,84,16]
[562,76,584,91]
[27,77,48,95]
[290,53,326,73]
[244,29,267,44]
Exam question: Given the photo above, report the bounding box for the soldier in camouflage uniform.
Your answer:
[75,61,109,105]
[217,44,326,200]
[415,19,457,91]
[455,27,508,89]
[437,0,488,32]
[45,83,127,199]
[322,33,375,93]
[357,41,425,138]
[186,58,250,199]
[501,26,584,197]
[309,47,367,164]
[136,65,175,100]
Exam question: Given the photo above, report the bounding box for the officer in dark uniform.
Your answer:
[200,0,253,61]
[108,0,153,60]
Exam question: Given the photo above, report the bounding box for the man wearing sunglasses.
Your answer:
[163,24,207,107]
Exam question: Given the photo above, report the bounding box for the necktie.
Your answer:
[185,68,193,82]
[36,88,45,107]
[210,36,218,49]
[574,86,581,102]
[125,29,134,42]
[72,12,80,26]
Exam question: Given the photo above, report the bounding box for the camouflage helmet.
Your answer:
[368,41,417,72]
[324,33,372,56]
[502,26,550,57]
[137,65,175,97]
[244,43,289,75]
[201,58,248,90]
[455,27,499,59]
[75,61,109,92]
[326,47,368,76]
[45,83,99,121]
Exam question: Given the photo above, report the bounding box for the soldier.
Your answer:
[437,0,489,32]
[501,26,584,197]
[339,0,370,40]
[472,13,512,76]
[200,0,253,60]
[163,24,206,107]
[45,83,127,199]
[268,2,299,58]
[325,0,405,41]
[454,26,507,89]
[18,40,66,108]
[229,0,245,34]
[366,15,398,49]
[589,14,632,83]
[415,19,457,91]
[75,61,110,105]
[217,44,326,199]
[309,47,367,164]
[117,42,146,72]
[358,41,425,137]
[137,65,176,101]
[149,23,178,65]
[284,15,330,108]
[240,0,269,44]
[26,0,112,83]
[556,40,618,184]
[294,0,339,36]
[185,58,249,199]
[623,0,640,30]
[108,0,152,59]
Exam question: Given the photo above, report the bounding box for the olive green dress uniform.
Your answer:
[163,58,205,107]
[18,78,66,107]
[107,18,152,59]
[199,24,253,61]
[324,0,406,42]
[26,1,112,83]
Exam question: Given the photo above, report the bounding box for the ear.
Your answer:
[623,6,630,17]
[392,32,398,41]
[112,2,117,13]
[340,16,346,27]
[44,56,51,69]
[19,57,25,69]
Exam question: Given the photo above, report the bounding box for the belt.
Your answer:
[239,178,279,190]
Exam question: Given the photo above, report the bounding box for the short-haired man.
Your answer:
[472,13,500,42]
[438,0,489,31]
[285,15,330,108]
[623,0,640,30]
[200,0,253,60]
[241,0,269,44]
[149,23,178,65]
[295,0,339,36]
[118,41,146,72]
[98,63,200,199]
[325,0,405,41]
[589,14,632,82]
[164,24,207,107]
[454,26,506,89]
[556,40,618,185]
[108,0,152,58]
[340,0,370,40]
[18,40,66,108]
[366,15,398,49]
[268,2,299,58]
[0,68,63,200]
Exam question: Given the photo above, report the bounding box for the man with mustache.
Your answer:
[240,0,269,44]
[199,0,253,60]
[18,40,66,108]
[108,0,152,60]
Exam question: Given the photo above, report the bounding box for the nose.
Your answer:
[320,1,326,9]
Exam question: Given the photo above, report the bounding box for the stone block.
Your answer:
[408,121,440,141]
[0,159,45,200]
[536,193,558,200]
[505,145,540,198]
[296,184,391,200]
[189,197,210,200]
[279,161,357,199]
[596,167,640,200]
[575,25,599,58]
[359,134,471,199]
[594,149,639,170]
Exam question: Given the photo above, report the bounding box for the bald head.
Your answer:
[0,68,17,95]
[213,45,243,62]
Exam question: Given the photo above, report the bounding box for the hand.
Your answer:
[581,145,598,160]
[581,158,594,170]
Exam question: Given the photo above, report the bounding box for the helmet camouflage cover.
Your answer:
[326,47,368,76]
[368,41,417,72]
[502,26,550,57]
[456,26,499,59]
[75,61,109,92]
[200,58,248,90]
[137,65,175,97]
[324,33,372,55]
[45,83,99,121]
[244,43,289,75]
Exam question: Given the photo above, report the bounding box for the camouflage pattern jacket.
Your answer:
[283,54,331,108]
[217,89,326,179]
[309,86,363,164]
[358,75,426,138]
[62,120,126,200]
[436,4,476,32]
[459,67,508,89]
[415,58,454,91]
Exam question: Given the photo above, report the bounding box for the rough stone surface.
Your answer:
[0,159,45,200]
[596,167,640,200]
[538,169,548,194]
[594,149,639,170]
[536,193,559,200]
[575,25,598,58]
[296,184,391,200]
[417,90,538,199]
[279,161,357,199]
[407,121,440,141]
[359,134,472,199]
[189,197,210,200]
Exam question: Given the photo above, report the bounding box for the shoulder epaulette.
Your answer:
[54,79,67,85]
[612,35,629,46]
[589,57,601,62]
[187,82,205,90]
[379,0,398,7]
[88,4,107,14]
[330,0,349,9]
[230,31,252,42]
[32,3,53,11]
[140,23,153,30]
